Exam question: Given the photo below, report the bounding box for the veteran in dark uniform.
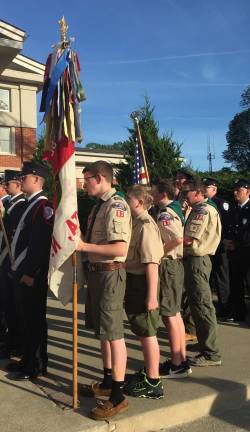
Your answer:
[0,170,26,358]
[77,161,131,421]
[8,161,54,380]
[224,179,250,322]
[182,179,222,367]
[203,177,230,316]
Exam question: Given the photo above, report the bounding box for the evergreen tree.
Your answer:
[116,97,183,188]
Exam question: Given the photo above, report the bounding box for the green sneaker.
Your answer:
[124,375,164,399]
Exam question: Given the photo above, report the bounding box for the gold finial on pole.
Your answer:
[59,16,68,45]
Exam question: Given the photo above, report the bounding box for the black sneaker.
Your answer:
[124,375,164,399]
[160,360,192,379]
[124,368,146,390]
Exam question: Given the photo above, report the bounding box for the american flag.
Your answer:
[133,137,149,185]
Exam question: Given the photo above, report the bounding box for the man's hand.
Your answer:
[20,274,34,287]
[184,236,193,246]
[76,238,88,252]
[145,296,159,312]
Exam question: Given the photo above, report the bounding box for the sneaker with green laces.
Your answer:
[124,368,146,390]
[124,375,164,399]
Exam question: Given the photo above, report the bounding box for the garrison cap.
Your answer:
[202,177,218,187]
[21,161,49,179]
[4,170,21,182]
[234,179,250,189]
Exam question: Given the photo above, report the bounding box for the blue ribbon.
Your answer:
[42,48,70,121]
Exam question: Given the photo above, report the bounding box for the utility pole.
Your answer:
[207,135,215,174]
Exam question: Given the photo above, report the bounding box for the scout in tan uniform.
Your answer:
[182,179,222,366]
[77,161,132,420]
[124,185,164,399]
[152,179,192,378]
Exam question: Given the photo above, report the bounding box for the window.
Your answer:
[0,127,13,153]
[0,89,10,112]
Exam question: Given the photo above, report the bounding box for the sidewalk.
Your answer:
[0,290,249,432]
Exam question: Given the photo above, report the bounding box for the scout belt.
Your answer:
[88,262,126,272]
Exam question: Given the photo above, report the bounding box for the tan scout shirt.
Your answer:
[88,188,132,263]
[157,203,183,259]
[184,199,222,256]
[126,210,164,275]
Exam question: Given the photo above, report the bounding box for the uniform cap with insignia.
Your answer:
[4,169,22,182]
[202,177,218,187]
[234,179,250,189]
[0,176,5,184]
[21,161,49,179]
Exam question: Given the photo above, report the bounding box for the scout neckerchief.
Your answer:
[160,200,185,226]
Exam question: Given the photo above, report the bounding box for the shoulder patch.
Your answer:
[43,206,54,220]
[111,201,127,211]
[195,206,208,215]
[223,202,229,211]
[158,212,173,226]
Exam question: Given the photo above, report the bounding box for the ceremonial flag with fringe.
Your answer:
[40,45,85,305]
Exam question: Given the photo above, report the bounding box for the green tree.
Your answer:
[223,109,250,171]
[116,97,183,188]
[85,142,124,151]
[241,85,250,108]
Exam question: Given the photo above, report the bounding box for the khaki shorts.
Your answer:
[160,259,184,317]
[125,273,159,337]
[85,268,126,340]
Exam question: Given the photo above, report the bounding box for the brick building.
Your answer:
[0,19,45,173]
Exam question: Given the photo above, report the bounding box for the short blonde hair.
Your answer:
[127,184,153,210]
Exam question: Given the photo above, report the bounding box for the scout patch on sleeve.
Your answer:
[116,210,124,218]
[158,212,173,226]
[43,206,54,220]
[111,201,127,211]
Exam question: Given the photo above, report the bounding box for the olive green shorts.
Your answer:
[125,273,159,337]
[85,268,126,341]
[160,259,184,317]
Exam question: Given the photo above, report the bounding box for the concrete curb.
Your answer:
[75,380,250,432]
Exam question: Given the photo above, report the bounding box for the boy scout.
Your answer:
[182,180,222,366]
[152,179,191,378]
[124,185,164,399]
[77,161,131,420]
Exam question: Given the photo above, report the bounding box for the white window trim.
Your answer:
[0,127,15,155]
[0,88,10,113]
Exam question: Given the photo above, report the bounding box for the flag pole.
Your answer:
[72,251,78,409]
[58,16,79,410]
[131,112,150,185]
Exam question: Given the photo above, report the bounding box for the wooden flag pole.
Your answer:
[72,251,78,409]
[131,112,150,185]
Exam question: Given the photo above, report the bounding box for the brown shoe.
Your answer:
[91,398,128,421]
[185,333,197,342]
[80,382,112,398]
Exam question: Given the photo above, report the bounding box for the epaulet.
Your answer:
[206,198,219,212]
[111,191,125,201]
[163,201,185,225]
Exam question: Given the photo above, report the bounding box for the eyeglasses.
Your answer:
[83,175,96,182]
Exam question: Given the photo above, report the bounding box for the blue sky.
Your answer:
[2,0,250,170]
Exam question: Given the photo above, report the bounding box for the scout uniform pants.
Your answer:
[184,255,221,361]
